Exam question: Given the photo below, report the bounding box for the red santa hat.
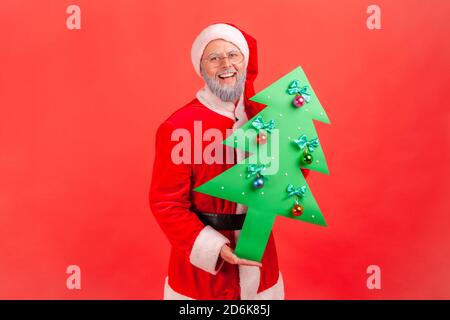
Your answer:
[191,23,264,119]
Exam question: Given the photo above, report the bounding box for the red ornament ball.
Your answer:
[256,132,268,145]
[293,95,305,108]
[291,204,304,216]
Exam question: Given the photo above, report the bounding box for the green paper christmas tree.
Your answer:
[195,66,330,262]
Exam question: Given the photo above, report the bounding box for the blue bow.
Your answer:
[293,134,319,153]
[286,184,307,198]
[251,116,276,133]
[286,80,311,102]
[246,164,267,179]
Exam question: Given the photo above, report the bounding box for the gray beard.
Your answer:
[200,67,246,103]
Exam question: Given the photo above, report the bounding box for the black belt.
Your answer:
[194,212,246,230]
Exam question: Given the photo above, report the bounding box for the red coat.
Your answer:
[149,24,309,300]
[150,97,275,299]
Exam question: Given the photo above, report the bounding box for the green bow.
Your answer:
[246,164,266,179]
[293,134,319,153]
[286,184,307,198]
[251,116,276,133]
[286,80,311,102]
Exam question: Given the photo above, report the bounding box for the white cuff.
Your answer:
[189,225,230,275]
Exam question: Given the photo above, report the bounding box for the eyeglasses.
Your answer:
[202,50,244,67]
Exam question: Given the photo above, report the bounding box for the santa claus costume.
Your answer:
[149,23,309,300]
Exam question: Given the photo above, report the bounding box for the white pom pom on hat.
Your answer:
[191,23,250,77]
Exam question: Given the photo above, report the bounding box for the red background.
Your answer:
[1,0,449,299]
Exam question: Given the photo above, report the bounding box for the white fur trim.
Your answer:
[197,85,249,164]
[191,23,249,77]
[239,265,261,299]
[233,97,248,129]
[232,95,249,164]
[163,273,285,300]
[189,225,230,275]
[254,272,285,300]
[196,85,238,120]
[164,277,194,300]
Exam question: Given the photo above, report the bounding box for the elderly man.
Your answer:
[150,23,307,300]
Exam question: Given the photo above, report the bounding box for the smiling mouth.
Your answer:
[218,72,237,80]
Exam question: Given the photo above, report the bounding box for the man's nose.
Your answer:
[220,56,232,68]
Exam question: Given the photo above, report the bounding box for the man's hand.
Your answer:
[219,244,262,267]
